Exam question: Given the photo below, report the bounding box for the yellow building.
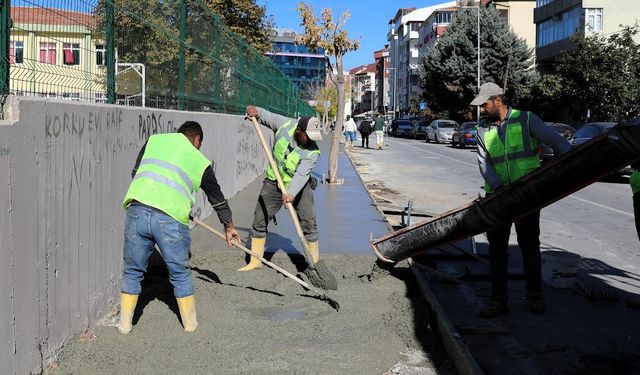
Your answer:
[9,6,107,102]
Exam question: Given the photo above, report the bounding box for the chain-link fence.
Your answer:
[1,0,313,117]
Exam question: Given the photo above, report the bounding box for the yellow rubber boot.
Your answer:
[118,293,139,334]
[308,240,319,264]
[238,237,265,271]
[176,295,198,332]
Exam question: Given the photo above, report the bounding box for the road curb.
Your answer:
[409,260,485,375]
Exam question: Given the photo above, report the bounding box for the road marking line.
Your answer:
[568,195,633,217]
[392,139,633,217]
[403,142,477,167]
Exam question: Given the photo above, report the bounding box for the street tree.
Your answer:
[305,81,352,126]
[203,0,274,53]
[555,26,640,122]
[95,0,274,104]
[418,5,535,121]
[296,3,359,183]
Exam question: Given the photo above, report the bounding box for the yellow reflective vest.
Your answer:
[266,119,320,187]
[483,109,541,193]
[123,133,211,225]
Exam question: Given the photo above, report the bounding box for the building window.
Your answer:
[95,44,106,66]
[537,6,581,47]
[536,0,556,7]
[95,93,107,103]
[63,43,80,65]
[436,11,452,24]
[585,8,603,32]
[10,41,24,64]
[62,92,81,101]
[39,42,56,64]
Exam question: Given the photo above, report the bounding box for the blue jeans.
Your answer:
[121,204,193,298]
[345,131,356,142]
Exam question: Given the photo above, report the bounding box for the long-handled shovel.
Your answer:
[249,116,338,291]
[191,217,340,311]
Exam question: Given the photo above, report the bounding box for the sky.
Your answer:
[259,0,450,71]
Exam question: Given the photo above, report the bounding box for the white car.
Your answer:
[426,119,459,143]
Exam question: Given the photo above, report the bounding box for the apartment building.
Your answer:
[265,28,326,99]
[9,7,107,102]
[535,0,640,70]
[349,63,376,116]
[374,46,389,114]
[387,2,456,116]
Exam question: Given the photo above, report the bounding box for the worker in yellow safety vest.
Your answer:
[239,106,322,271]
[118,121,239,334]
[472,83,571,318]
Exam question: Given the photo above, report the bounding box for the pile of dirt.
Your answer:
[49,250,452,374]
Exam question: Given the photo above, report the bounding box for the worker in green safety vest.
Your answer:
[631,161,640,241]
[239,106,322,271]
[472,83,571,318]
[118,121,239,334]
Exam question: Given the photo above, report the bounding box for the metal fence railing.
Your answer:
[1,0,313,117]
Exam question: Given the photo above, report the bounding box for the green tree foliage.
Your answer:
[203,0,274,53]
[418,5,535,120]
[555,26,640,122]
[94,0,277,110]
[296,3,359,183]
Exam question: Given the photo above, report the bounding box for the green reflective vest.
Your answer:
[123,133,211,225]
[483,109,541,193]
[266,119,320,187]
[631,171,640,195]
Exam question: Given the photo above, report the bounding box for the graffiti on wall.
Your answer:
[0,146,8,157]
[235,121,263,178]
[138,113,176,141]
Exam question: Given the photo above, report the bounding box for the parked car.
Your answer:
[393,119,414,137]
[451,121,478,148]
[568,122,631,176]
[426,119,459,143]
[569,122,616,146]
[538,122,575,163]
[411,121,429,139]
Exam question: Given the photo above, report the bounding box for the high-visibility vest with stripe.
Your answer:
[631,170,640,195]
[266,119,320,187]
[482,109,541,193]
[123,133,211,225]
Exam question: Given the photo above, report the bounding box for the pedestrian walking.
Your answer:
[240,106,323,271]
[119,121,239,334]
[373,111,385,150]
[344,115,357,147]
[472,83,571,318]
[359,119,373,148]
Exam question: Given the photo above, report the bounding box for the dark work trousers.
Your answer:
[251,178,318,242]
[360,133,370,148]
[486,209,542,306]
[635,192,640,241]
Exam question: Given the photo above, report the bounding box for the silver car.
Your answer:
[426,120,459,143]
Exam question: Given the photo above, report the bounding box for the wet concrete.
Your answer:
[49,138,453,374]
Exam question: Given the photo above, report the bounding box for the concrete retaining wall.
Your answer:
[0,97,270,374]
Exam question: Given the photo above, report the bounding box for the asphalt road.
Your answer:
[350,135,639,294]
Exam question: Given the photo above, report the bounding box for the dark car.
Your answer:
[393,119,414,137]
[568,122,630,176]
[538,122,575,163]
[569,122,616,146]
[451,122,478,148]
[411,121,429,139]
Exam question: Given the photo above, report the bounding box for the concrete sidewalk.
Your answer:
[192,136,390,258]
